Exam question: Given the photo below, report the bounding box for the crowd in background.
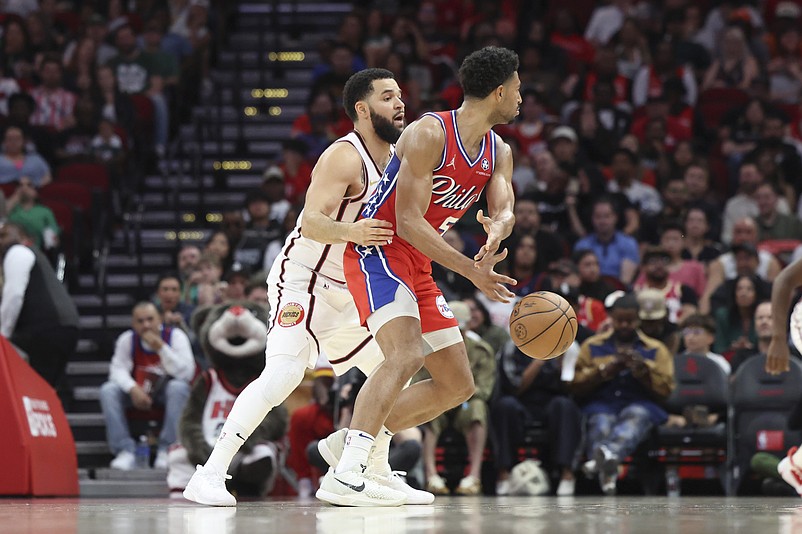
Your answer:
[8,0,802,498]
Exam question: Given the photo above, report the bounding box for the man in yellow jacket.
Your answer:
[571,292,674,495]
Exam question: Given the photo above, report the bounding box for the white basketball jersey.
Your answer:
[276,130,388,283]
[202,369,238,447]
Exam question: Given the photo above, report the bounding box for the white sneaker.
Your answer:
[110,450,135,471]
[318,428,348,468]
[556,478,575,496]
[183,464,236,506]
[496,479,511,496]
[316,468,407,507]
[368,471,435,505]
[154,450,169,470]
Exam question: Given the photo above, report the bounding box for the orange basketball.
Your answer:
[509,291,578,360]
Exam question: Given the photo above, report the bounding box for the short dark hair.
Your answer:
[659,220,685,235]
[680,313,716,334]
[612,147,639,165]
[156,272,181,288]
[459,46,519,99]
[342,68,395,121]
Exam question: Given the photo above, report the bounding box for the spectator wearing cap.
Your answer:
[754,181,802,242]
[606,148,663,217]
[570,293,675,496]
[419,301,496,496]
[574,197,640,285]
[232,189,283,273]
[679,314,730,374]
[701,219,781,313]
[712,274,769,355]
[636,249,691,305]
[276,138,313,205]
[636,288,681,355]
[721,162,791,245]
[492,331,583,496]
[261,165,292,226]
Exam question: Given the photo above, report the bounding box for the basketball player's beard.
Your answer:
[370,109,403,144]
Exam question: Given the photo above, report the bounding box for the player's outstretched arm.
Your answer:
[767,257,802,374]
[395,119,515,303]
[301,143,394,246]
[474,140,515,263]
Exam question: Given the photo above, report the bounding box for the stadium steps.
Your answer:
[67,0,345,483]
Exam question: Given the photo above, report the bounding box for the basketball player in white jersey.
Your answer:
[183,69,430,506]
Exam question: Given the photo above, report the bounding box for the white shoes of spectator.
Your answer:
[316,467,407,507]
[556,478,576,496]
[594,445,619,496]
[496,479,511,496]
[110,450,136,471]
[183,464,236,506]
[318,428,434,505]
[154,450,169,470]
[298,477,313,498]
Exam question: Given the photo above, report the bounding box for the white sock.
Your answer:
[206,420,250,474]
[335,429,375,474]
[369,426,394,476]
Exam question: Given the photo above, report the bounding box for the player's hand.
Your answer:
[766,335,791,375]
[348,219,395,246]
[469,247,516,303]
[474,209,505,263]
[130,386,153,410]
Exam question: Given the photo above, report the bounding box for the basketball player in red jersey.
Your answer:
[316,47,521,506]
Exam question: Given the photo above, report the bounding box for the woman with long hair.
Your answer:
[712,274,767,354]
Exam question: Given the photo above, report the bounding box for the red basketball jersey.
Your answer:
[361,110,498,261]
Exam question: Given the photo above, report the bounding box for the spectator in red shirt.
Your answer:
[29,57,76,132]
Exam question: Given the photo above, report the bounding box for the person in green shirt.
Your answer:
[7,177,60,250]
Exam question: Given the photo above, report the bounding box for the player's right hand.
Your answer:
[130,386,153,410]
[348,218,395,246]
[470,247,516,303]
[766,336,791,375]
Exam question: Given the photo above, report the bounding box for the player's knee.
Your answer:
[259,352,308,406]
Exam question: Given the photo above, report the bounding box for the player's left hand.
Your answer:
[474,209,505,264]
[766,335,791,375]
[470,247,516,303]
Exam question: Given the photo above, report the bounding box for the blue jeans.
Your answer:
[586,404,654,460]
[99,379,191,454]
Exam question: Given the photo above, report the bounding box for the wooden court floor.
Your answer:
[2,496,802,534]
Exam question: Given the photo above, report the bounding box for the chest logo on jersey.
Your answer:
[432,176,482,211]
[446,155,456,170]
[481,158,489,171]
[436,295,455,319]
[278,302,305,327]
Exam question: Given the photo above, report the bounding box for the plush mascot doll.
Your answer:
[167,302,288,497]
